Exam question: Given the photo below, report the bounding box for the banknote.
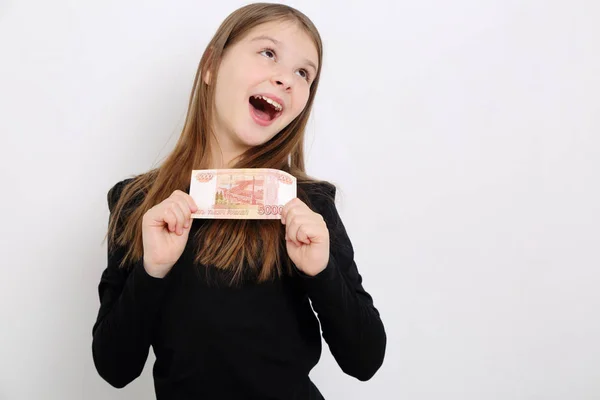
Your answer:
[189,169,297,219]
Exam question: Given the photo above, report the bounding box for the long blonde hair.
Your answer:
[106,3,326,284]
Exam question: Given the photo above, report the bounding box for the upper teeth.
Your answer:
[253,95,283,111]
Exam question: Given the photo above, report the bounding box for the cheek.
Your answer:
[290,89,311,119]
[214,71,237,108]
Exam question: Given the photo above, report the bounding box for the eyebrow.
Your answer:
[251,35,318,73]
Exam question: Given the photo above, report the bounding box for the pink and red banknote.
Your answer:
[189,169,296,219]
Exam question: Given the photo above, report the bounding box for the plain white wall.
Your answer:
[1,0,599,399]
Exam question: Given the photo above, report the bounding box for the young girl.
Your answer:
[93,3,386,399]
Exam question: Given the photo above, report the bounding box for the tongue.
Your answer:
[252,105,271,121]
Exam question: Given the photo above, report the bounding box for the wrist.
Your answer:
[143,258,170,279]
[297,260,329,278]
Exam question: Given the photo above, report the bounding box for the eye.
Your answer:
[259,47,311,83]
[259,48,276,60]
[297,69,311,82]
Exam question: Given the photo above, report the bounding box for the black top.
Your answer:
[92,178,386,400]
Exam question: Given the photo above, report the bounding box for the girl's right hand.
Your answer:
[141,190,198,278]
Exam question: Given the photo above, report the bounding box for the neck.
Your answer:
[208,137,248,169]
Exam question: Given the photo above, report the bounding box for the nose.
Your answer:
[271,71,294,92]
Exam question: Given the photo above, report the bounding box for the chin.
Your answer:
[236,126,281,148]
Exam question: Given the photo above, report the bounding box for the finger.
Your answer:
[284,212,299,245]
[185,194,198,213]
[282,201,306,226]
[281,198,303,223]
[297,220,322,245]
[286,216,311,247]
[173,197,194,229]
[285,225,301,247]
[173,190,199,214]
[173,202,190,235]
[163,207,178,233]
[292,217,327,244]
[296,224,311,245]
[166,201,186,235]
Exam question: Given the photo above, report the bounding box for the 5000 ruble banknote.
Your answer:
[189,169,297,219]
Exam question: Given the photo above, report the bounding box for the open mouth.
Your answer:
[249,95,283,122]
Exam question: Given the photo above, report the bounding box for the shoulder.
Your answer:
[299,180,336,208]
[298,180,341,225]
[107,178,136,213]
[300,180,353,251]
[107,177,146,214]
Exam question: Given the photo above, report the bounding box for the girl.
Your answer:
[93,3,386,399]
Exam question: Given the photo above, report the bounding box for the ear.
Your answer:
[203,47,214,85]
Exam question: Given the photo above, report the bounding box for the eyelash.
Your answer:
[260,47,311,82]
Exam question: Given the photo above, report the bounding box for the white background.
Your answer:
[1,0,599,399]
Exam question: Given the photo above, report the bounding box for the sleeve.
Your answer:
[299,183,387,381]
[91,179,168,388]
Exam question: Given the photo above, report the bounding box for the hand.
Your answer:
[142,190,198,278]
[281,198,330,276]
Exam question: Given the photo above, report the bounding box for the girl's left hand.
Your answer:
[281,198,330,276]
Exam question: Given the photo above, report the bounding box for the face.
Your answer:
[206,20,319,160]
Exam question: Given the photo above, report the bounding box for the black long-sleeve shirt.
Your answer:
[92,178,386,399]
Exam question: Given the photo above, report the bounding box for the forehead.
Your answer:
[241,21,319,68]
